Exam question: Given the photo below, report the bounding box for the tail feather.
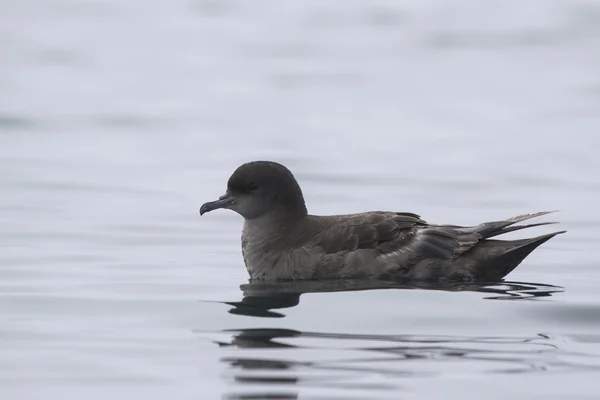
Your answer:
[504,210,558,223]
[462,231,566,281]
[484,221,559,238]
[473,210,560,239]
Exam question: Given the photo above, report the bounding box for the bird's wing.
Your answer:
[307,211,481,260]
[305,211,560,281]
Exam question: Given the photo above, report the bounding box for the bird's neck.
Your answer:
[243,211,306,245]
[241,212,310,279]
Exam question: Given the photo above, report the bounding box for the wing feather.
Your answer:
[308,212,483,263]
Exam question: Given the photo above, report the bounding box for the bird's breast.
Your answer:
[241,232,320,280]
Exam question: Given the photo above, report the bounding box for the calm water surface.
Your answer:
[2,1,600,399]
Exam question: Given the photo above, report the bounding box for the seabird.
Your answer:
[200,161,565,282]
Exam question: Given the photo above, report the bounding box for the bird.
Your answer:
[199,161,565,282]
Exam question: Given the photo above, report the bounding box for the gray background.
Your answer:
[2,1,600,399]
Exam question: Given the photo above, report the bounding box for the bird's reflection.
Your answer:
[223,279,564,318]
[215,280,564,399]
[218,327,561,399]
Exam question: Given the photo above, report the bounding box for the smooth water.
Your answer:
[2,1,600,399]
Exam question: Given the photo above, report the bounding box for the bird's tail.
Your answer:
[451,230,565,282]
[467,211,560,239]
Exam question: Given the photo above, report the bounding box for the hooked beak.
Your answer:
[199,192,236,216]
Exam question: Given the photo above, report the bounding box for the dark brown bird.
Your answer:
[199,161,565,282]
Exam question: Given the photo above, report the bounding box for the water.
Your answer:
[2,0,600,399]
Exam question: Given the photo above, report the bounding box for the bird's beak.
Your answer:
[199,192,236,216]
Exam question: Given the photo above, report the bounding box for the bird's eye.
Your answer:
[247,183,259,191]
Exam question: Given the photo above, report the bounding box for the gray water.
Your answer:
[2,1,600,399]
